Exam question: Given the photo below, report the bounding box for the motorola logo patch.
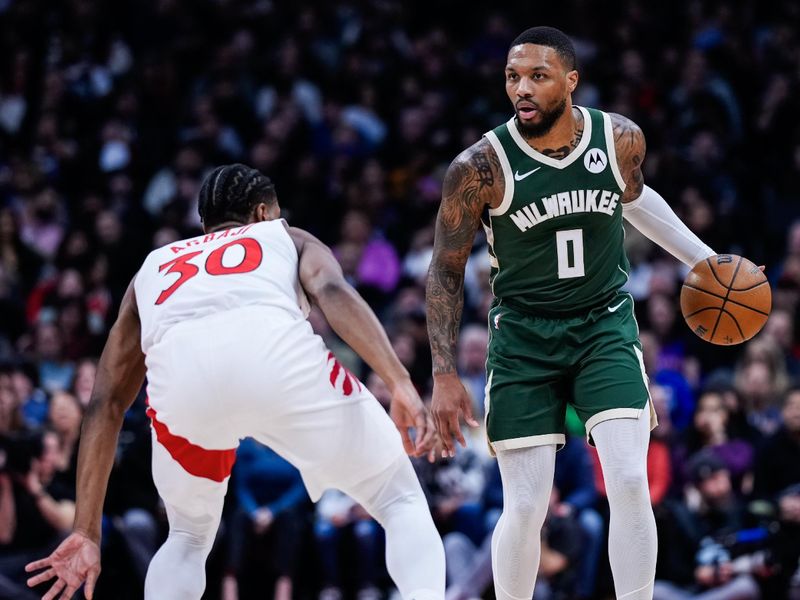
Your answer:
[584,148,607,174]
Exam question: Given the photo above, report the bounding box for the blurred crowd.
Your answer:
[1,0,800,599]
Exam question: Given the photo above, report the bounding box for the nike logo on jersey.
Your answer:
[607,298,628,313]
[514,167,542,181]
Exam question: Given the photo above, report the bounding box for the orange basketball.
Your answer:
[680,254,771,346]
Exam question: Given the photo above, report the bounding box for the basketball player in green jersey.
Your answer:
[426,27,717,600]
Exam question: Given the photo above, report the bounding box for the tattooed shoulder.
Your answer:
[444,138,504,211]
[609,112,646,202]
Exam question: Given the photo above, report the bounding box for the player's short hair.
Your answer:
[198,163,276,227]
[509,26,577,71]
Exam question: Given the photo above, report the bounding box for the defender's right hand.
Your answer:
[26,531,101,600]
[431,374,479,457]
[388,378,433,457]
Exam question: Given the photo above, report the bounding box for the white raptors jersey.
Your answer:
[134,219,309,353]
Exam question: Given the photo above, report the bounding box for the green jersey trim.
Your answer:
[602,112,627,192]
[484,130,515,216]
[504,106,593,169]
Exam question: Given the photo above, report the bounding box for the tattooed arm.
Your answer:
[426,138,502,455]
[610,112,646,203]
[613,113,715,265]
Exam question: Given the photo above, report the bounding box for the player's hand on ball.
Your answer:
[431,373,479,458]
[25,531,101,600]
[389,377,432,457]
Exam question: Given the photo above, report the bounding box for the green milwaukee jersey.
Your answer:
[482,106,629,315]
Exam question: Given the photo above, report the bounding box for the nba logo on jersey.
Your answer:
[584,148,607,174]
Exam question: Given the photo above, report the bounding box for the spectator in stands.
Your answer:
[734,343,787,438]
[0,430,75,600]
[654,452,761,600]
[674,389,754,494]
[753,387,800,502]
[457,325,488,419]
[314,490,383,600]
[0,1,799,594]
[31,323,73,395]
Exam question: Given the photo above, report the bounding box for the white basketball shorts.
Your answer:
[145,305,406,511]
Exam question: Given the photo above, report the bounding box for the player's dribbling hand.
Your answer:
[25,531,100,600]
[388,377,431,458]
[431,373,479,458]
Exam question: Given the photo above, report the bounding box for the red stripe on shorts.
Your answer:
[146,403,236,482]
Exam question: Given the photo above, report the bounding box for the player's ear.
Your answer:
[253,202,270,222]
[566,69,578,94]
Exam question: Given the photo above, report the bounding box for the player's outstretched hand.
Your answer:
[26,531,100,599]
[389,378,432,457]
[431,373,479,458]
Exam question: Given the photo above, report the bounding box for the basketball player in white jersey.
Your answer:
[25,164,446,600]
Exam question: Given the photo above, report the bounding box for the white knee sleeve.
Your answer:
[592,410,657,600]
[492,444,556,600]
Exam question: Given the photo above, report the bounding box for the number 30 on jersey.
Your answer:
[156,238,263,305]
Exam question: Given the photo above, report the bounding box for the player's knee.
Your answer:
[606,467,649,503]
[503,492,546,525]
[169,525,217,551]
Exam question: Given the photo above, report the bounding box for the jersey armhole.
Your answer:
[277,221,312,318]
[602,112,627,192]
[484,131,514,216]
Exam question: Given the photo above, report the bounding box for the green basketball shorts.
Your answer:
[485,292,657,453]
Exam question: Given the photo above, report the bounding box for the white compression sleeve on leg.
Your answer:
[622,185,715,267]
[144,503,220,600]
[349,457,445,600]
[491,445,556,600]
[591,410,657,600]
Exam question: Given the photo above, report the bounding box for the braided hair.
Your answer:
[198,164,276,228]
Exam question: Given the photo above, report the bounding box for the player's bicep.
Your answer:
[91,278,146,414]
[291,228,348,302]
[611,113,646,203]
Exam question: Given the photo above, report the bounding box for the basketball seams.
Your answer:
[730,279,769,292]
[705,256,733,288]
[709,256,742,342]
[684,306,723,319]
[685,256,771,345]
[718,307,746,342]
[682,283,771,316]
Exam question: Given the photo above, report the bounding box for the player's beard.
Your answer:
[515,97,568,139]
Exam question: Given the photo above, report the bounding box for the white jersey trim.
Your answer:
[505,106,592,169]
[484,131,514,217]
[603,111,627,192]
[491,433,566,452]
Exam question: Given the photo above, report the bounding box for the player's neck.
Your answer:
[206,220,250,234]
[524,105,583,160]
